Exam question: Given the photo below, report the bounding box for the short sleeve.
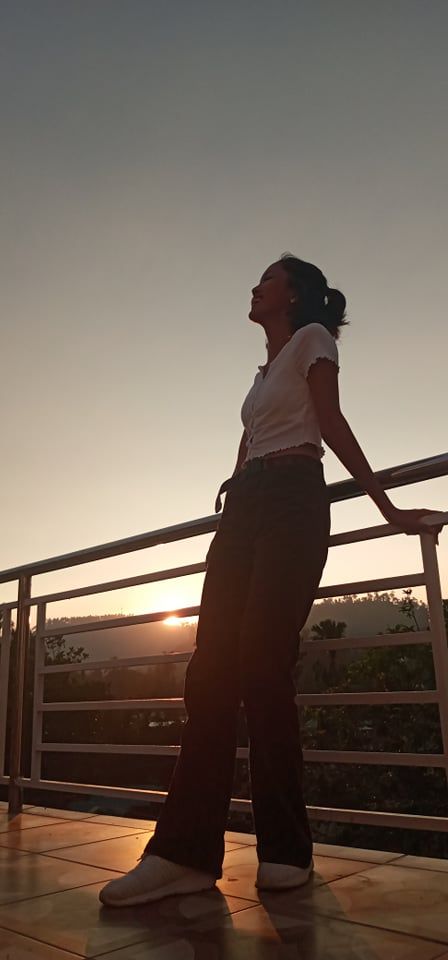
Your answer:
[293,323,339,378]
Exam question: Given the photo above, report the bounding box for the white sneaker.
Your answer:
[99,854,216,907]
[256,857,314,891]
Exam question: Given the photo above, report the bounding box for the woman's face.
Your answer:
[249,261,293,325]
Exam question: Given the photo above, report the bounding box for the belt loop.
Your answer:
[214,476,234,513]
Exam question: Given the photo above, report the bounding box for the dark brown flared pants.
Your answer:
[143,454,331,879]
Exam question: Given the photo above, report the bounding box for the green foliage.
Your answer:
[299,590,448,853]
[45,634,89,665]
[310,619,347,639]
[309,617,347,688]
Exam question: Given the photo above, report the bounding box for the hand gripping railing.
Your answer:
[1,451,447,831]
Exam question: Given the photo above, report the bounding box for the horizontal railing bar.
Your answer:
[38,689,439,712]
[26,562,208,607]
[36,742,249,759]
[0,451,446,584]
[18,522,440,609]
[42,609,200,637]
[0,516,217,585]
[297,690,439,705]
[303,750,447,767]
[36,743,180,756]
[329,453,448,503]
[30,574,427,635]
[39,631,433,673]
[0,540,435,615]
[328,522,410,547]
[34,742,447,769]
[194,798,448,827]
[5,522,397,610]
[11,778,169,803]
[324,510,444,547]
[390,453,448,480]
[7,777,448,832]
[40,630,432,676]
[307,805,448,831]
[39,698,184,711]
[3,530,393,609]
[31,568,432,614]
[301,631,432,652]
[316,574,425,599]
[43,652,192,674]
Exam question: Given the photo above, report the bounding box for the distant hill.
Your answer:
[304,590,429,639]
[45,590,428,662]
[45,614,197,660]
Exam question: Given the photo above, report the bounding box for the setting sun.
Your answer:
[164,614,198,627]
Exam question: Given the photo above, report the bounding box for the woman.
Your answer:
[100,254,442,907]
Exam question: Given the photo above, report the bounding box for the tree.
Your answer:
[302,590,448,856]
[394,588,425,632]
[310,617,347,682]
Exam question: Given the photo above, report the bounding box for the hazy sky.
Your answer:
[1,0,447,621]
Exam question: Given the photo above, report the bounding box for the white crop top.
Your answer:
[240,322,339,462]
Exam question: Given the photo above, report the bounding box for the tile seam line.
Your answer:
[77,904,262,960]
[92,906,448,958]
[0,827,151,851]
[0,817,143,840]
[0,822,148,836]
[303,904,448,948]
[308,907,448,951]
[0,872,129,907]
[26,810,100,820]
[1,897,447,955]
[0,820,68,832]
[38,851,129,873]
[0,920,87,957]
[325,857,448,876]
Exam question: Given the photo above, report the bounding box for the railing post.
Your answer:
[30,604,46,783]
[0,608,12,780]
[420,532,448,784]
[8,575,31,815]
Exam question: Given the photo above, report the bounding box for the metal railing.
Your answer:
[1,451,448,833]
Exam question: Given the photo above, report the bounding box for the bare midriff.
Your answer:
[261,443,321,461]
[241,443,321,470]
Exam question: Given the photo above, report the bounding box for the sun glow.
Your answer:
[164,614,198,627]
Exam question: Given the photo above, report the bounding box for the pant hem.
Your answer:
[143,838,223,880]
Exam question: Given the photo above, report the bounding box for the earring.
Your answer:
[289,297,297,303]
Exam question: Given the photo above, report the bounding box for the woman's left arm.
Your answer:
[307,358,443,542]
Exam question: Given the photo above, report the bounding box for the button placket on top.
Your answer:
[246,369,266,448]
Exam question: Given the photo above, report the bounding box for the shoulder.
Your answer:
[291,322,339,375]
[293,322,335,343]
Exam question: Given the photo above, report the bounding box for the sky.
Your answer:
[1,0,447,626]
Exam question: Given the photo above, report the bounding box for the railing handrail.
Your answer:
[2,518,448,614]
[2,449,448,826]
[1,451,448,586]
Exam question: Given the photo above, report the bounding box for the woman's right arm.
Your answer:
[307,358,443,540]
[232,430,248,476]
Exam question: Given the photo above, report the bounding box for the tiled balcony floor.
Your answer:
[1,802,448,958]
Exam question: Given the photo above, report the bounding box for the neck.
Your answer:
[264,329,293,364]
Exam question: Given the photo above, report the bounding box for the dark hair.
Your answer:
[279,252,349,340]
